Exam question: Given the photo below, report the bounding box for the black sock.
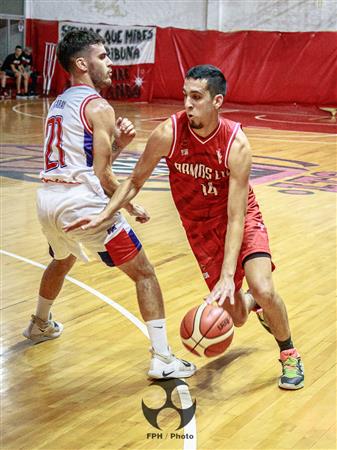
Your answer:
[276,336,294,352]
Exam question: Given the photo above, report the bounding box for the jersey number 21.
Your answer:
[44,116,66,171]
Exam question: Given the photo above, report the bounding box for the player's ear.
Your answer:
[74,56,88,72]
[213,94,224,110]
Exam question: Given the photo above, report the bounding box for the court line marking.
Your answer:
[12,100,335,125]
[0,249,197,449]
[1,249,148,336]
[255,114,337,127]
[247,132,336,138]
[12,103,46,119]
[6,110,337,145]
[248,137,337,145]
[224,107,333,117]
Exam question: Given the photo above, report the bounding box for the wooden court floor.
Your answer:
[1,99,336,450]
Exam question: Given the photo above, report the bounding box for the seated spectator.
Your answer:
[21,47,38,96]
[0,46,24,98]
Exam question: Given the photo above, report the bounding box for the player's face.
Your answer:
[86,44,113,88]
[183,78,221,130]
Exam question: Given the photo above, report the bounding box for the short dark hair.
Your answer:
[57,29,105,72]
[15,45,22,50]
[185,64,227,97]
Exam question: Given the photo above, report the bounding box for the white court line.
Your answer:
[1,249,148,337]
[12,101,336,134]
[229,108,332,117]
[247,132,336,138]
[1,249,197,450]
[255,114,336,127]
[12,103,45,119]
[248,137,336,144]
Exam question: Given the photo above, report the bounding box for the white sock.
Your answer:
[146,319,170,356]
[36,295,54,321]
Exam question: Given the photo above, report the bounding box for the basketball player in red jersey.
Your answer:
[23,30,196,380]
[65,65,304,390]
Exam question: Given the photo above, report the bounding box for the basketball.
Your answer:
[180,303,234,357]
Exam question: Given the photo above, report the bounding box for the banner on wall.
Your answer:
[100,65,153,101]
[59,21,156,65]
[58,21,156,101]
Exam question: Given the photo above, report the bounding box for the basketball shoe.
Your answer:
[148,348,196,379]
[23,313,63,343]
[279,348,304,390]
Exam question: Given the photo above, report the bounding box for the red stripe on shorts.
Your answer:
[104,229,142,266]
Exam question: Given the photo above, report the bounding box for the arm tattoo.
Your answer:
[111,141,122,153]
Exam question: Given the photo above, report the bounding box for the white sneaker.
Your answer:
[148,348,196,379]
[23,313,63,343]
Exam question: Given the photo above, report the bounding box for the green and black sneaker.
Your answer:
[279,349,304,390]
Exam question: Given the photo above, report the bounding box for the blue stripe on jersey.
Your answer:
[83,129,93,167]
[128,229,142,250]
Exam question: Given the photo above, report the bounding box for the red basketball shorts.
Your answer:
[185,207,274,292]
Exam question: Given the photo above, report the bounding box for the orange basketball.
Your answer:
[180,303,234,357]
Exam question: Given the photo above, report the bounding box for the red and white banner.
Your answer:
[59,22,156,65]
[101,65,154,102]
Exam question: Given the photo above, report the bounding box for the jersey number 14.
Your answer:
[201,181,218,196]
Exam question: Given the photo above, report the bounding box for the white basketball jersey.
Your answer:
[40,85,105,195]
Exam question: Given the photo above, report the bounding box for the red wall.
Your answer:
[26,19,337,105]
[154,28,337,104]
[26,19,68,94]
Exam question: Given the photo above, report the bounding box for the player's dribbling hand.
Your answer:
[114,117,136,149]
[205,277,235,306]
[62,214,105,232]
[125,203,150,223]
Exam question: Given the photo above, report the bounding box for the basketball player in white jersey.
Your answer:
[23,30,195,380]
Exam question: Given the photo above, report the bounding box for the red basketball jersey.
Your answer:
[166,110,257,230]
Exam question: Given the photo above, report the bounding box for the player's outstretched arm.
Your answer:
[63,118,173,232]
[205,129,252,306]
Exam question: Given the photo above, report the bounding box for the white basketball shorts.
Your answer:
[36,183,142,266]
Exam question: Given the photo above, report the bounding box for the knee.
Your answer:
[49,256,76,276]
[249,281,275,307]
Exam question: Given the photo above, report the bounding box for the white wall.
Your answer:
[207,0,337,32]
[26,0,337,31]
[25,0,207,29]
